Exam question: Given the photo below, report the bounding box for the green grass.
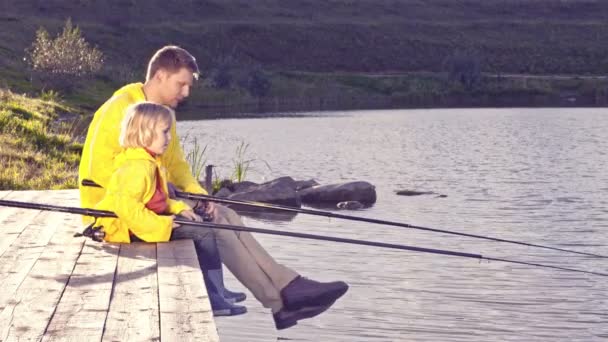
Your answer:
[0,88,83,190]
[1,1,607,117]
[232,141,251,183]
[2,1,608,119]
[182,135,208,181]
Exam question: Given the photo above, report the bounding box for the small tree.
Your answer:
[25,18,104,91]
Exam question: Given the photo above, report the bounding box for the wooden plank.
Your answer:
[44,189,81,207]
[0,190,79,225]
[0,212,48,258]
[102,243,160,342]
[0,210,61,312]
[42,240,120,342]
[0,215,85,341]
[0,190,43,241]
[157,240,219,342]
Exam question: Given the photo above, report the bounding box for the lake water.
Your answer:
[178,108,608,342]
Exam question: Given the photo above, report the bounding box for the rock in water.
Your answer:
[299,181,376,206]
[395,190,435,196]
[336,201,364,210]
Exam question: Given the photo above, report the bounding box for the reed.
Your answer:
[183,135,208,180]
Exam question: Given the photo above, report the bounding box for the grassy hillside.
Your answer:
[1,0,608,118]
[2,0,608,75]
[0,89,83,189]
[1,1,608,189]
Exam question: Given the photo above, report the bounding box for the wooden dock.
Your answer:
[0,190,219,341]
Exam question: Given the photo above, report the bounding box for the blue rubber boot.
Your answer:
[224,287,247,303]
[208,268,247,304]
[209,293,247,317]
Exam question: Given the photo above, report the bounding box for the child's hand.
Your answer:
[180,209,203,222]
[171,215,180,229]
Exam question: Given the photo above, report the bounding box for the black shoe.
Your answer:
[273,302,334,330]
[280,276,349,311]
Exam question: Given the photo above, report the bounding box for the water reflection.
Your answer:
[179,108,608,342]
[232,207,298,223]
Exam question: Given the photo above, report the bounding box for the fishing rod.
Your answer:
[81,179,607,258]
[1,199,606,277]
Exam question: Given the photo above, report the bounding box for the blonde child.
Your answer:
[93,102,246,316]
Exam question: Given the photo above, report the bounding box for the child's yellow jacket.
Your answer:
[94,148,190,243]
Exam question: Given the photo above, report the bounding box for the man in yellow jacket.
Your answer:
[79,51,203,210]
[78,45,348,329]
[79,45,250,316]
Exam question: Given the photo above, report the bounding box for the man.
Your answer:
[78,45,348,329]
[79,45,246,317]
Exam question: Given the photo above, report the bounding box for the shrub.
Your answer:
[25,18,104,91]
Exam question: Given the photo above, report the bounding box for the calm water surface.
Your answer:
[178,108,608,342]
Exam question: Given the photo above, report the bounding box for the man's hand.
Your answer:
[194,201,216,221]
[204,201,217,221]
[167,182,178,199]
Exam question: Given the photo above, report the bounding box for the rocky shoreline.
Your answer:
[207,176,376,220]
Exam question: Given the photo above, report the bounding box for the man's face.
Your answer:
[158,67,194,108]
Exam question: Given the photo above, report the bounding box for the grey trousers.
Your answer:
[173,204,298,312]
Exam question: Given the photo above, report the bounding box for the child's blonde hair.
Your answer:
[119,102,175,149]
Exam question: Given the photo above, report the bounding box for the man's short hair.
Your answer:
[146,45,200,81]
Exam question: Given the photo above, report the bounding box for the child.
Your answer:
[93,102,246,316]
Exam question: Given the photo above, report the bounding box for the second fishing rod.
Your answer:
[82,179,606,259]
[1,198,606,278]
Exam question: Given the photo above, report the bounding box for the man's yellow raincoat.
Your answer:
[94,148,191,243]
[78,83,207,213]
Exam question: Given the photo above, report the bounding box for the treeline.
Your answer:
[2,0,608,76]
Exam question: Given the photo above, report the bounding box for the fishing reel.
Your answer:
[194,200,214,222]
[195,211,213,222]
[74,222,106,242]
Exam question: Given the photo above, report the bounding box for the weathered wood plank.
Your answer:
[0,210,62,313]
[43,189,81,207]
[42,241,120,342]
[0,211,47,258]
[0,215,85,341]
[102,243,160,342]
[0,191,34,218]
[157,240,219,342]
[0,191,12,199]
[0,191,45,258]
